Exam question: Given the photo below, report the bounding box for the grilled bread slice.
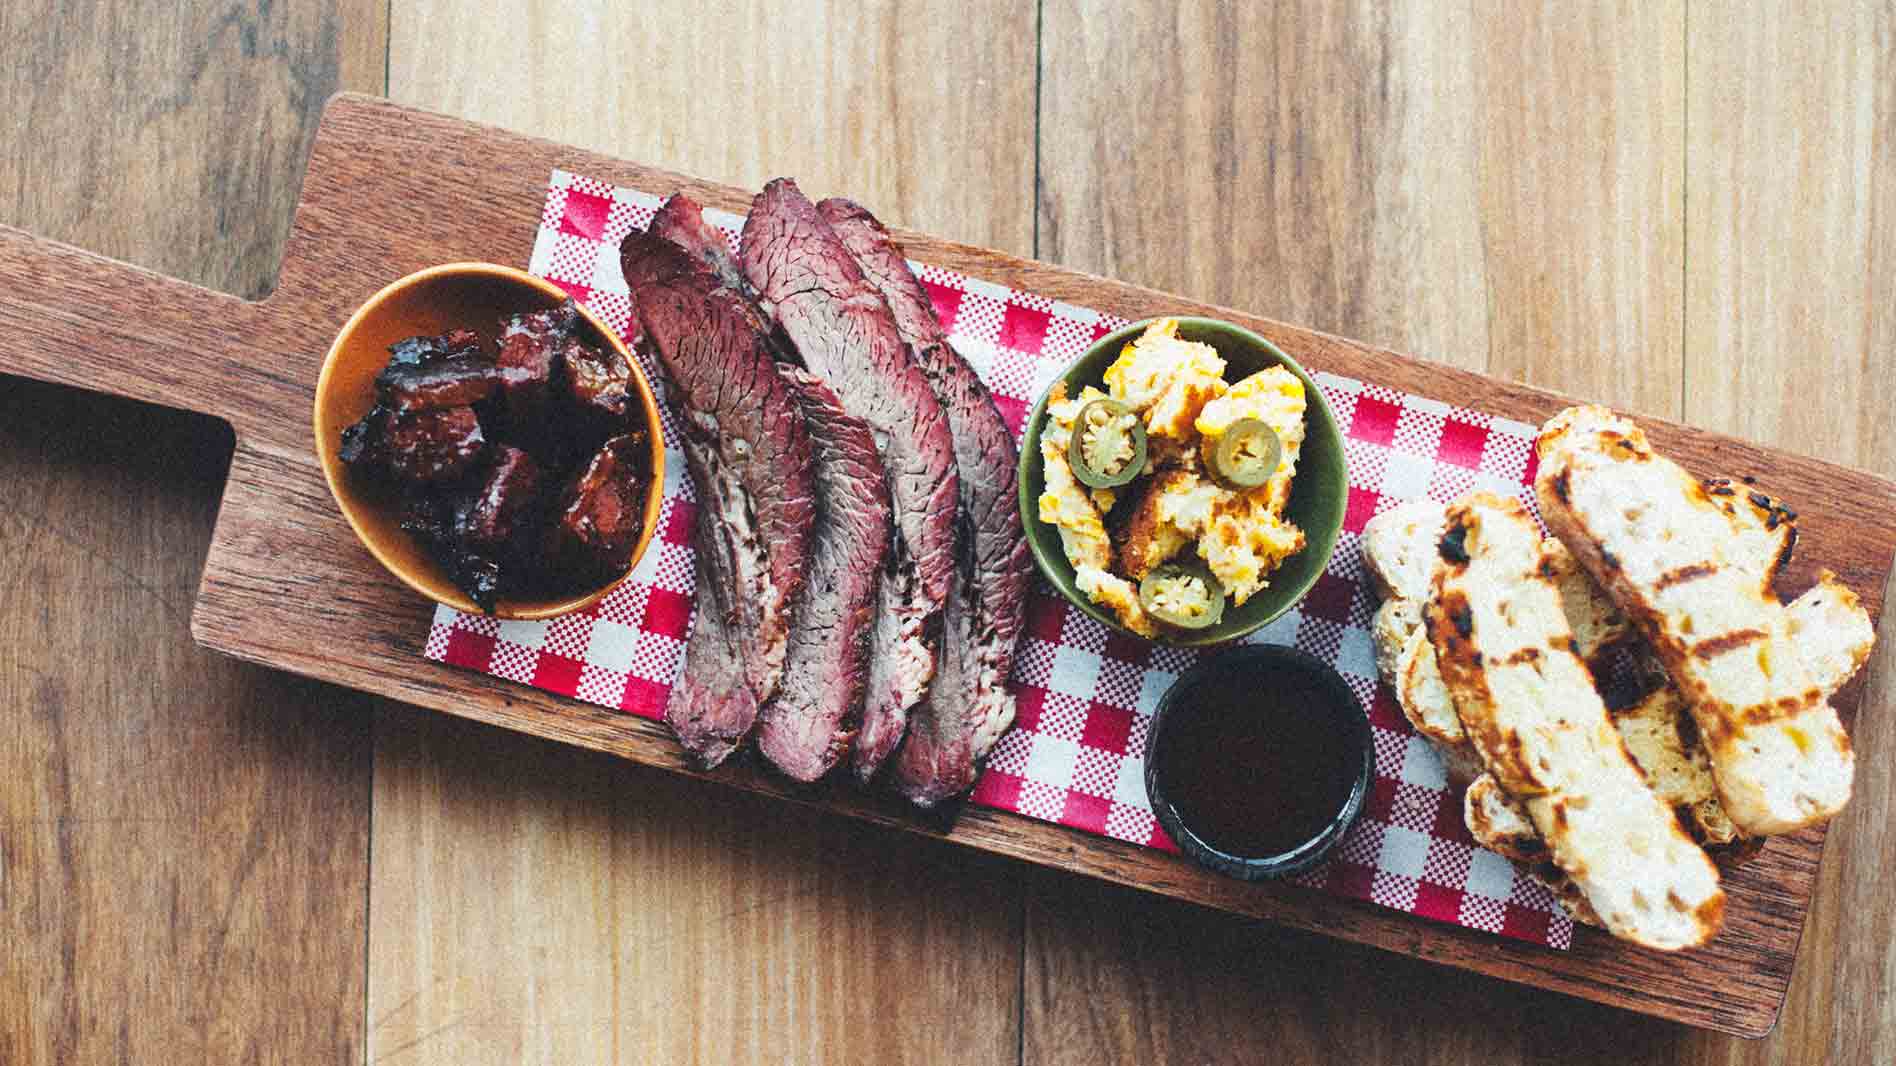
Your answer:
[1464,773,1546,862]
[1394,624,1460,746]
[1535,405,1859,835]
[1540,538,1632,660]
[1428,492,1724,949]
[1702,477,1798,590]
[1362,499,1448,602]
[1372,597,1424,685]
[1785,571,1877,694]
[1372,599,1487,786]
[1463,775,1606,926]
[1609,682,1742,846]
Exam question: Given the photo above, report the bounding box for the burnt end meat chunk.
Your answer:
[387,327,482,368]
[375,327,497,413]
[376,355,503,413]
[397,492,453,544]
[454,445,546,552]
[544,432,651,587]
[442,550,504,613]
[494,302,579,425]
[392,446,547,613]
[495,326,559,422]
[339,403,392,467]
[382,405,485,485]
[562,336,633,425]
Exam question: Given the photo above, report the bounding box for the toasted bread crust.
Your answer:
[1464,773,1546,862]
[1702,477,1798,590]
[1362,499,1448,602]
[1428,493,1724,950]
[1535,406,1860,835]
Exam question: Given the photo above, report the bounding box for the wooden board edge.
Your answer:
[186,576,1785,1039]
[192,91,1894,1039]
[314,97,1896,552]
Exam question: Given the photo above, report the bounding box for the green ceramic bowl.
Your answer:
[1016,316,1348,647]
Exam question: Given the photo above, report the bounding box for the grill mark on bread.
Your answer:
[1439,523,1471,564]
[1428,492,1725,948]
[1690,628,1768,659]
[1654,562,1717,592]
[1736,690,1825,726]
[1776,526,1799,571]
[1534,404,1860,835]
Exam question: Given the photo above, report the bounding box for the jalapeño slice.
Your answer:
[1068,397,1147,489]
[1205,417,1282,490]
[1138,559,1227,630]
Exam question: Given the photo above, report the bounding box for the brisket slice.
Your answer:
[740,178,961,782]
[621,227,817,768]
[755,369,893,782]
[650,193,802,367]
[819,198,1033,806]
[649,194,752,298]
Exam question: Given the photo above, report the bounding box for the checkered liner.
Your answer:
[422,169,1575,950]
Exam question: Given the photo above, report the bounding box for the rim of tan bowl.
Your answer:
[312,262,665,621]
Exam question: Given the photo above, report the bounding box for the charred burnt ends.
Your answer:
[338,304,652,611]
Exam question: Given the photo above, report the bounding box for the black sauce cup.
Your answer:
[1144,645,1373,881]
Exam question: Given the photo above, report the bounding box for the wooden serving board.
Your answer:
[1,93,1889,1039]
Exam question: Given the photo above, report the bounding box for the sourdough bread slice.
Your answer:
[1464,773,1546,862]
[1785,571,1876,694]
[1609,682,1742,846]
[1539,537,1632,660]
[1535,406,1859,835]
[1428,492,1724,949]
[1372,597,1424,686]
[1362,499,1448,602]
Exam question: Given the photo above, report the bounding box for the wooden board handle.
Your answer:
[0,223,284,432]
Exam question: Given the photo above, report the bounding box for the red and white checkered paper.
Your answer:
[422,169,1574,949]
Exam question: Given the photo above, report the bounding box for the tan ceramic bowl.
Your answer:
[313,263,665,620]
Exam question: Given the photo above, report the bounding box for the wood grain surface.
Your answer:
[370,8,1037,1061]
[1681,6,1896,1064]
[1,90,1887,1040]
[3,3,1893,1062]
[0,3,383,1063]
[389,0,1037,255]
[1029,3,1690,1060]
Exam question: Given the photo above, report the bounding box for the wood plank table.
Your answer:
[2,2,1890,1063]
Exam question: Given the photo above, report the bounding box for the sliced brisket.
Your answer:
[649,194,751,297]
[755,369,893,782]
[649,194,799,366]
[818,198,1033,805]
[740,178,960,782]
[621,228,817,768]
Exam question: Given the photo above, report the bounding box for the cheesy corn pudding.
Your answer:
[1038,318,1307,636]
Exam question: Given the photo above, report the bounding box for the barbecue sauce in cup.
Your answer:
[1145,646,1371,879]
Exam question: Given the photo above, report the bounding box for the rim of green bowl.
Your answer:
[1015,315,1348,647]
